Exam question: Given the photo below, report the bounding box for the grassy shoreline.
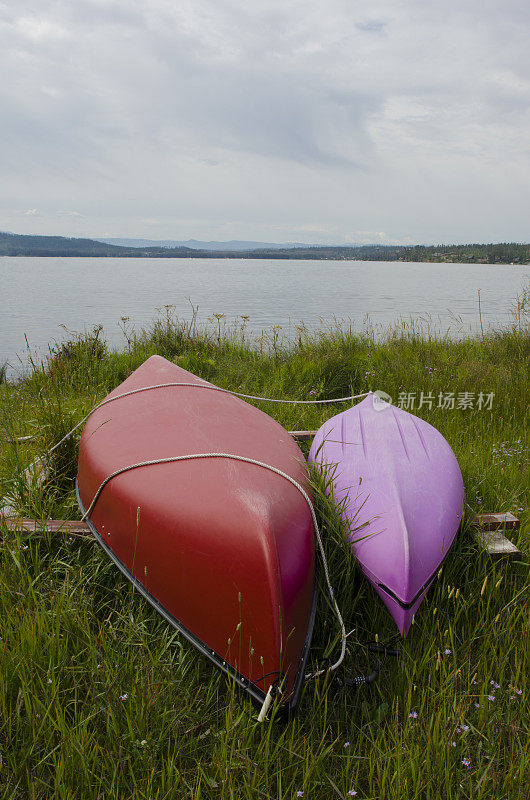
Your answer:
[0,310,528,799]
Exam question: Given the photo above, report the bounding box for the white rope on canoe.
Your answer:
[37,378,359,684]
[46,382,369,456]
[81,451,346,681]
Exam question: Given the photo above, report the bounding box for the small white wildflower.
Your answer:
[119,693,128,700]
[344,741,350,748]
[444,648,451,655]
[408,711,418,718]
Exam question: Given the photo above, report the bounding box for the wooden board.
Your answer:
[289,430,317,441]
[0,517,92,538]
[472,529,522,560]
[470,512,520,531]
[470,512,522,560]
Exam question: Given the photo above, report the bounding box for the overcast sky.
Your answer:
[1,0,529,244]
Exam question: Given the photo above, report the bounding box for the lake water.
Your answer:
[1,257,528,377]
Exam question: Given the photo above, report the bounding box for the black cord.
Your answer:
[342,670,379,687]
[367,643,399,657]
[336,633,400,691]
[250,671,282,688]
[365,633,401,658]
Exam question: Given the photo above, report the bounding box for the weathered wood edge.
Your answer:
[470,512,520,531]
[471,530,522,560]
[289,430,317,441]
[470,513,522,560]
[0,516,92,538]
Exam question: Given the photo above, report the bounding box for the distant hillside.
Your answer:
[0,232,195,257]
[95,237,307,250]
[0,231,528,263]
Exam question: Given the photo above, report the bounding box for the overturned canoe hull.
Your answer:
[77,355,316,709]
[309,394,464,635]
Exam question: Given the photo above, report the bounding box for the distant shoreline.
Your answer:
[1,254,526,267]
[0,231,529,264]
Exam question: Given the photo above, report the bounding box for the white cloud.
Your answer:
[14,15,68,41]
[0,0,529,243]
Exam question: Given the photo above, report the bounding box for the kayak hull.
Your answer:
[77,355,316,708]
[309,394,464,635]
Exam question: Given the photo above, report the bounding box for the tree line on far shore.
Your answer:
[0,231,528,264]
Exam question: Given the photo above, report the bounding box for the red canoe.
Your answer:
[77,355,316,710]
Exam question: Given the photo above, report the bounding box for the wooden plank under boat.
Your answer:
[309,393,464,636]
[77,355,317,710]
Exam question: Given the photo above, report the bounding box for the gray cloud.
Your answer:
[0,0,529,243]
[356,20,386,33]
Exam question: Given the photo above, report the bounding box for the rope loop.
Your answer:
[44,378,363,679]
[81,451,346,680]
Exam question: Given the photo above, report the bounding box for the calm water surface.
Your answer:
[1,257,528,376]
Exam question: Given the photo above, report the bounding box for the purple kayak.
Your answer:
[309,393,464,635]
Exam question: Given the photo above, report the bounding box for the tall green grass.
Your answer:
[0,306,528,799]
